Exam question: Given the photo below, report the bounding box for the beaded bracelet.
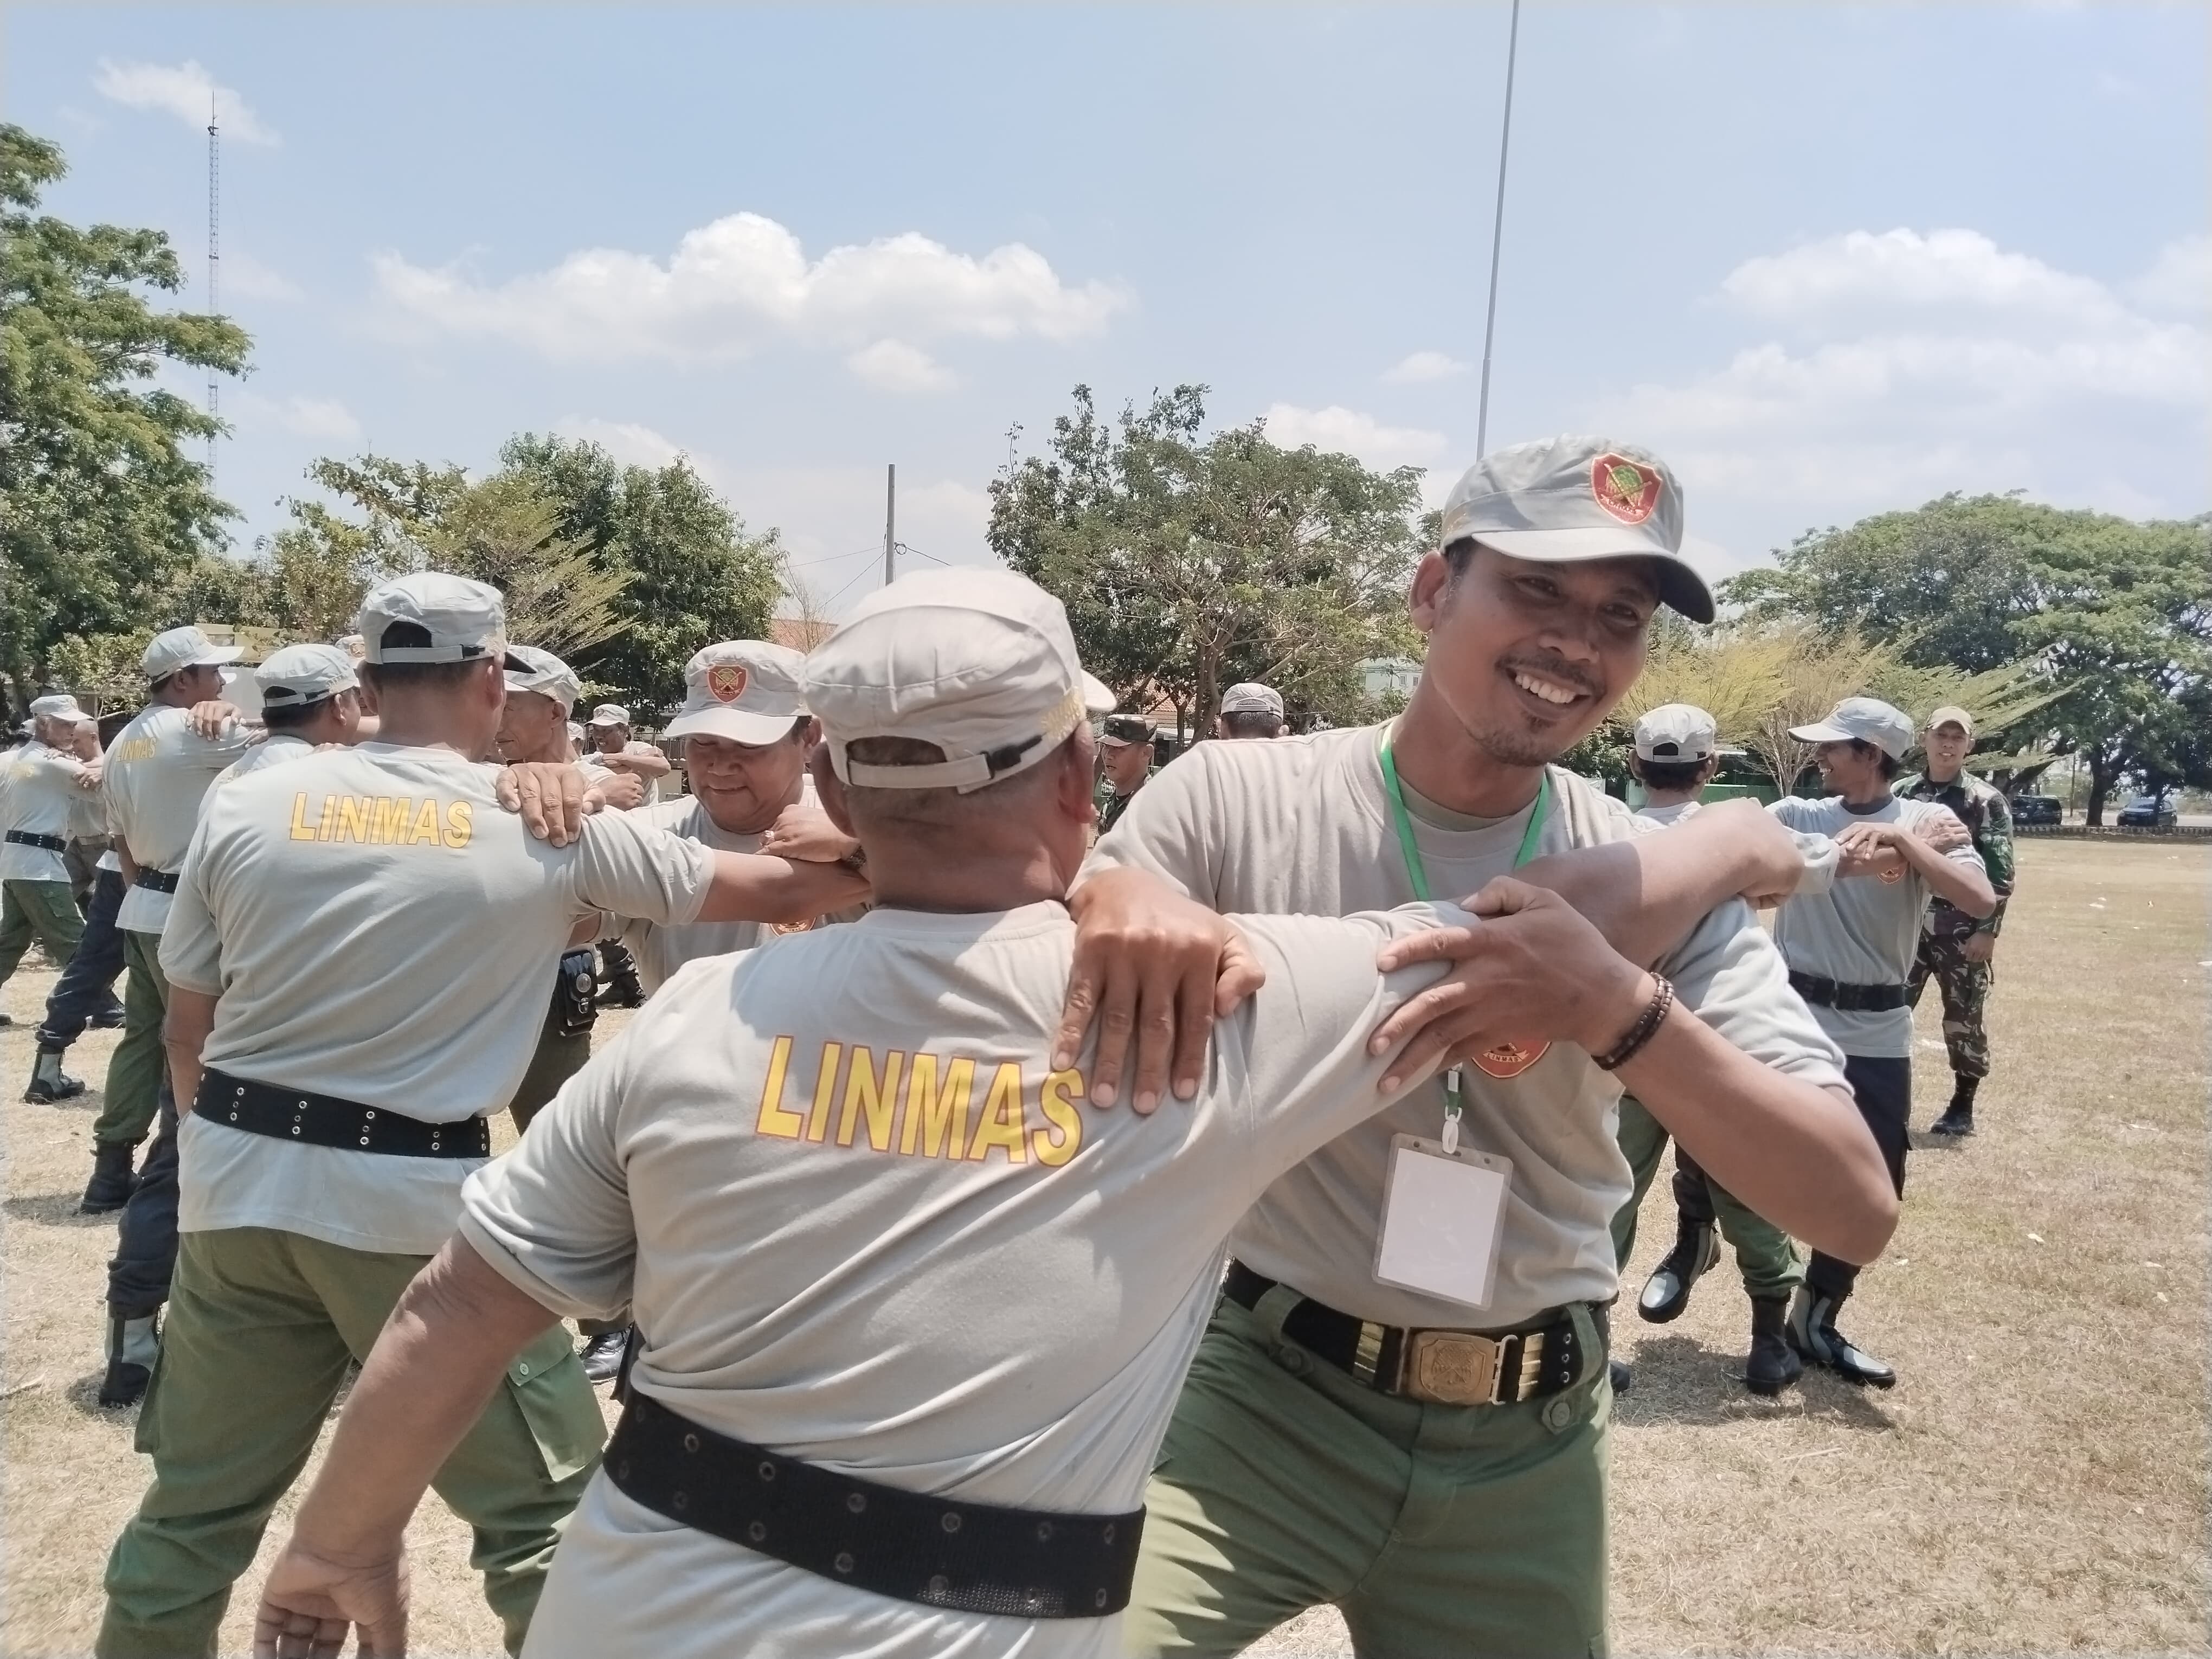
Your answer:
[1593,975,1675,1072]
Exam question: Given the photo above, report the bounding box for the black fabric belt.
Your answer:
[195,1068,491,1159]
[132,868,180,895]
[4,830,66,853]
[605,1392,1144,1619]
[1223,1260,1597,1408]
[1788,971,1909,1013]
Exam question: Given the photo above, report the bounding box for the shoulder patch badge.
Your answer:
[1591,454,1662,525]
[706,664,749,704]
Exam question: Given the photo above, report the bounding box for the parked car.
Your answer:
[2116,793,2178,829]
[2010,794,2063,826]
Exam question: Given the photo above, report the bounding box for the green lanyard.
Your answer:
[1378,741,1550,1147]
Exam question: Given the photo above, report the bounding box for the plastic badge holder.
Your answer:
[1372,1133,1512,1310]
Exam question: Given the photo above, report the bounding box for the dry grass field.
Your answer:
[3,838,2205,1657]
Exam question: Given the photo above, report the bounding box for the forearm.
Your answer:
[1516,800,1792,967]
[163,988,218,1115]
[1900,836,1995,916]
[1617,1015,1898,1265]
[290,1239,558,1563]
[695,851,870,924]
[614,749,672,781]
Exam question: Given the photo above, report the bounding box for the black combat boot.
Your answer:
[1608,1358,1632,1395]
[1637,1216,1718,1323]
[596,941,646,1009]
[580,1327,630,1384]
[79,1140,140,1214]
[1785,1285,1895,1388]
[98,1307,161,1407]
[24,1046,87,1103]
[1745,1296,1803,1396]
[1929,1074,1978,1137]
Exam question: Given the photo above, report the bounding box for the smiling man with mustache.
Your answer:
[1076,434,1895,1658]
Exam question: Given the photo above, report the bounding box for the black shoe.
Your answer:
[580,1329,629,1384]
[1608,1358,1632,1395]
[79,1141,140,1215]
[90,1004,127,1030]
[24,1047,87,1103]
[1786,1287,1894,1388]
[1745,1296,1803,1396]
[595,943,646,1009]
[1637,1218,1718,1323]
[98,1312,159,1407]
[1928,1104,1976,1137]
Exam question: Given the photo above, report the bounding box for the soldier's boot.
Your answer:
[98,1307,161,1408]
[1786,1285,1895,1388]
[24,1046,87,1103]
[1744,1296,1803,1396]
[596,942,646,1010]
[1608,1359,1632,1396]
[1929,1073,1978,1137]
[579,1327,630,1384]
[1637,1216,1718,1323]
[78,1140,141,1215]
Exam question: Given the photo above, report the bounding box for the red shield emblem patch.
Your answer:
[1591,455,1661,525]
[706,664,749,704]
[770,917,817,936]
[1879,865,1906,885]
[1471,1039,1550,1079]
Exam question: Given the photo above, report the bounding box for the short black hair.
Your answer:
[262,699,326,731]
[1631,754,1712,793]
[1219,711,1281,739]
[358,622,482,694]
[1848,738,1902,781]
[1442,536,1481,577]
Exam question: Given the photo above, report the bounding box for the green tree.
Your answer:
[0,124,249,715]
[988,385,1424,734]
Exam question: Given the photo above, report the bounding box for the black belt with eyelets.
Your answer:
[4,829,66,853]
[1223,1261,1598,1407]
[604,1391,1144,1619]
[132,867,181,894]
[194,1068,490,1159]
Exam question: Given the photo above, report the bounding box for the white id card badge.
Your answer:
[1372,1133,1513,1310]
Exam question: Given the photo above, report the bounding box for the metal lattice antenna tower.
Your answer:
[207,101,220,483]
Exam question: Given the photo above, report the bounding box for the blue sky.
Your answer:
[14,4,2207,615]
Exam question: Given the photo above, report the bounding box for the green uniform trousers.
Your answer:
[99,1225,604,1659]
[1909,933,1994,1080]
[0,876,84,989]
[1611,1097,1801,1300]
[1126,1288,1611,1658]
[97,932,169,1147]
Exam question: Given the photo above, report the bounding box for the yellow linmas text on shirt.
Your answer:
[287,792,474,848]
[754,1037,1085,1169]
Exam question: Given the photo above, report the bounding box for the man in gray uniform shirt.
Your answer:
[243,567,1867,1659]
[94,573,867,1659]
[1077,436,1899,1656]
[1769,697,1994,1388]
[1,696,99,1045]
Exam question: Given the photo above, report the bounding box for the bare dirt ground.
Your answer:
[4,839,2205,1657]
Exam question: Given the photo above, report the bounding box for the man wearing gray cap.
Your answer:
[1,695,100,1054]
[94,573,867,1658]
[1767,696,1994,1387]
[243,566,1830,1659]
[1215,682,1287,741]
[85,627,258,1216]
[1081,436,1896,1656]
[1897,704,2015,1137]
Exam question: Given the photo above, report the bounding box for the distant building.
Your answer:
[770,616,837,653]
[1360,657,1420,700]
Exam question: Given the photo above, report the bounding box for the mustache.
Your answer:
[1499,653,1605,700]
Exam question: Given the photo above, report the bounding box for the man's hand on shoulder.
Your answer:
[758,801,862,865]
[494,763,599,847]
[186,701,246,742]
[1912,806,1970,852]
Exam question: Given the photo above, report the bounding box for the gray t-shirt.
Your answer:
[1767,794,1985,1058]
[210,732,315,788]
[162,741,716,1255]
[619,787,806,994]
[105,703,258,933]
[1086,723,1849,1329]
[461,899,1456,1659]
[0,741,91,883]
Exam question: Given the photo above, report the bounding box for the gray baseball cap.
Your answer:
[357,573,526,669]
[503,645,583,713]
[1220,682,1284,720]
[585,703,631,729]
[1437,435,1713,623]
[1791,696,1916,761]
[29,693,87,723]
[141,626,243,682]
[1634,702,1718,762]
[255,644,359,710]
[664,641,809,745]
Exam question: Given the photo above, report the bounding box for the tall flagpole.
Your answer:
[1475,0,1521,458]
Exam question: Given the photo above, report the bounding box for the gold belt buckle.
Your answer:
[1403,1329,1548,1406]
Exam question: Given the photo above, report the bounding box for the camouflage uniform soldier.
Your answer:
[1898,705,2016,1137]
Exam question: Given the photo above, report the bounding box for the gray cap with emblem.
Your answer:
[1437,435,1713,623]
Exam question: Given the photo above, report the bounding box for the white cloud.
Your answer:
[1721,228,2127,326]
[1259,404,1449,473]
[372,212,1127,365]
[93,59,278,145]
[2130,233,2211,316]
[220,249,301,303]
[1382,350,1469,384]
[235,393,362,442]
[552,416,696,475]
[845,338,955,394]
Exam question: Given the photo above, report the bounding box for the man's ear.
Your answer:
[1409,549,1456,634]
[809,744,857,835]
[1060,736,1099,827]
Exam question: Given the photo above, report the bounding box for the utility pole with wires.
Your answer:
[884,464,897,588]
[206,100,221,485]
[1475,0,1521,459]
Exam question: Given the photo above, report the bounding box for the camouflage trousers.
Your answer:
[1909,933,1994,1080]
